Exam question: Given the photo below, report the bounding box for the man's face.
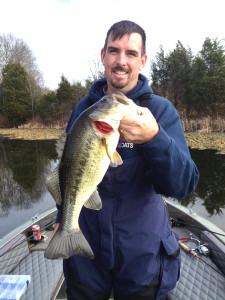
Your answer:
[101,33,147,94]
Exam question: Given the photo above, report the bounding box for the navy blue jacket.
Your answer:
[57,74,199,298]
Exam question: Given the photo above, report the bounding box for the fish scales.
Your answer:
[62,144,107,229]
[60,128,106,232]
[61,126,107,207]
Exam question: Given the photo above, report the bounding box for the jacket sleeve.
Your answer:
[139,96,199,198]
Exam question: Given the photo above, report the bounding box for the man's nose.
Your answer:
[116,52,126,65]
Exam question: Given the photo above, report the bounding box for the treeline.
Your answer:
[0,63,93,127]
[0,33,225,129]
[0,34,102,127]
[30,75,94,127]
[151,38,225,118]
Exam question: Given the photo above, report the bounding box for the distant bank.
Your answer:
[0,128,224,154]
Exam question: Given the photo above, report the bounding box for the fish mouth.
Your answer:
[94,121,114,133]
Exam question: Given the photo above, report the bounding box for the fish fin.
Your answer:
[102,138,123,167]
[56,133,67,158]
[84,190,102,210]
[110,150,123,167]
[44,228,94,260]
[113,92,133,105]
[113,92,140,113]
[46,167,62,205]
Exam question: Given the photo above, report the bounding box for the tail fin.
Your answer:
[44,229,94,260]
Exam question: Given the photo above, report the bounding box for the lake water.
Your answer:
[0,137,225,238]
[0,138,58,238]
[174,148,225,231]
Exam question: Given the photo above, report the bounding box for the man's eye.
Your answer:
[109,49,118,53]
[128,52,137,57]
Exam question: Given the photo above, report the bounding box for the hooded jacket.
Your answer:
[57,74,199,299]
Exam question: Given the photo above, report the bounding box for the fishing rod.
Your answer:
[178,240,225,279]
[170,218,225,237]
[172,217,225,260]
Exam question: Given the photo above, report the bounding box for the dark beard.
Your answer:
[111,67,129,89]
[111,80,127,90]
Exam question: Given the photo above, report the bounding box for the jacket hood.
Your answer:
[88,74,153,104]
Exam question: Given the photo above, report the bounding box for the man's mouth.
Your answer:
[114,70,127,75]
[113,68,128,76]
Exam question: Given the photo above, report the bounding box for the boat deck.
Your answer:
[1,204,225,300]
[0,216,64,300]
[168,225,225,299]
[54,224,225,300]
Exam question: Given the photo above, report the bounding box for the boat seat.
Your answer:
[168,247,225,300]
[0,233,63,300]
[11,249,63,300]
[0,234,29,274]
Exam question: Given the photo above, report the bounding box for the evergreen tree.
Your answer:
[151,45,169,98]
[57,75,73,105]
[190,38,225,116]
[36,91,57,121]
[0,33,44,115]
[72,81,87,106]
[189,56,207,114]
[166,41,193,110]
[151,42,193,112]
[55,75,74,122]
[1,62,32,126]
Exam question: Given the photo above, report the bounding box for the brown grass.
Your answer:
[182,116,225,133]
[0,128,64,140]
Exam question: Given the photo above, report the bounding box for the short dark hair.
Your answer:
[103,20,146,55]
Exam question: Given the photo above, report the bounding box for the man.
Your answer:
[56,20,199,299]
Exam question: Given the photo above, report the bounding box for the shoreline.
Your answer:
[0,128,64,141]
[185,132,225,154]
[0,128,224,154]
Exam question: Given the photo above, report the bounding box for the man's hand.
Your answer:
[119,107,159,144]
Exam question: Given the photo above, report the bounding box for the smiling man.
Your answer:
[56,20,199,299]
[101,31,147,94]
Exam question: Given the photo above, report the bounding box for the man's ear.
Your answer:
[101,48,105,65]
[140,54,147,71]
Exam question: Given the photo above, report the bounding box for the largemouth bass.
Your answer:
[44,92,139,260]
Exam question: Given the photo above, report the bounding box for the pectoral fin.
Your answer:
[103,138,123,167]
[110,151,123,167]
[46,167,62,205]
[84,190,102,210]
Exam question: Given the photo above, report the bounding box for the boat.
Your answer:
[166,198,225,300]
[0,199,225,299]
[0,207,64,300]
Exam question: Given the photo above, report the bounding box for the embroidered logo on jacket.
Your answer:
[117,137,134,149]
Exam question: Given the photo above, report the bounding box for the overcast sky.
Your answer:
[1,0,224,90]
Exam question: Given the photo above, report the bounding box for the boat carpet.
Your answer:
[168,247,225,300]
[0,234,30,274]
[11,250,63,300]
[0,234,63,300]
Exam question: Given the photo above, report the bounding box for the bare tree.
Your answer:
[1,34,39,79]
[0,33,44,120]
[88,54,104,82]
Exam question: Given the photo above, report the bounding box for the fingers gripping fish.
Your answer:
[44,92,139,260]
